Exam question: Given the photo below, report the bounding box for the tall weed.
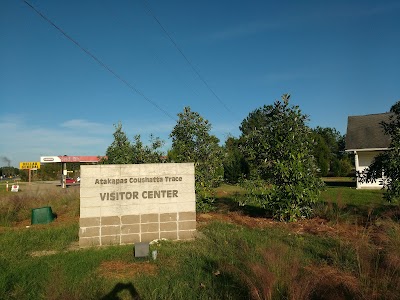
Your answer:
[0,186,79,226]
[353,219,400,300]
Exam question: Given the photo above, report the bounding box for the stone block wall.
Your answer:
[79,163,196,247]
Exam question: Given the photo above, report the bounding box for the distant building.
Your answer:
[345,113,392,189]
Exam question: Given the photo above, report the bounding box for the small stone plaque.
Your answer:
[134,242,149,258]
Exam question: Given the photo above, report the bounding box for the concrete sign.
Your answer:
[79,163,196,247]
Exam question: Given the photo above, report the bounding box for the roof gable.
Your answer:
[345,113,392,150]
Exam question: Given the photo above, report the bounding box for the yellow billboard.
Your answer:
[19,162,41,169]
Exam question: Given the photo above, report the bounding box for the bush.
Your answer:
[239,94,324,221]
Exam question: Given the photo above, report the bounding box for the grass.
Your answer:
[0,181,399,299]
[322,176,355,182]
[321,186,384,207]
[0,183,79,226]
[317,185,399,226]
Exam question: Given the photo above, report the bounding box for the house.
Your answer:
[345,112,392,189]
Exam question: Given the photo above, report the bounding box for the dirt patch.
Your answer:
[97,260,158,280]
[198,211,274,227]
[30,250,59,257]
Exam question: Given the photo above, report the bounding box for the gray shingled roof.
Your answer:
[345,113,392,150]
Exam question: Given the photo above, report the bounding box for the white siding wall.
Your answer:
[355,150,384,189]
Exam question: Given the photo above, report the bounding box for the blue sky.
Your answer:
[1,0,399,167]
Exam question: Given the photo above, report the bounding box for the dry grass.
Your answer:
[352,219,400,300]
[199,209,400,300]
[293,265,362,300]
[218,241,299,300]
[97,261,158,280]
[0,182,79,226]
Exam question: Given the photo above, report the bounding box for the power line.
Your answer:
[22,0,176,121]
[141,0,232,113]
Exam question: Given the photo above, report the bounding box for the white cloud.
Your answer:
[210,121,240,144]
[122,120,175,136]
[0,113,240,167]
[0,114,24,131]
[207,2,400,43]
[263,69,316,83]
[209,20,281,41]
[335,2,400,18]
[0,114,112,167]
[60,119,111,134]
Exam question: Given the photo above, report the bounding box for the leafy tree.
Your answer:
[170,107,223,211]
[131,134,165,164]
[331,157,353,177]
[223,136,250,184]
[358,100,400,202]
[311,133,330,176]
[102,122,164,164]
[312,127,351,177]
[313,127,341,155]
[19,169,29,182]
[37,163,62,181]
[333,133,353,177]
[102,122,134,164]
[239,94,324,221]
[0,167,19,178]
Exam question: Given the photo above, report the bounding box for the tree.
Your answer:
[358,100,400,202]
[313,127,341,155]
[239,94,324,221]
[102,122,165,164]
[311,133,330,176]
[331,157,353,177]
[223,136,250,184]
[170,107,223,211]
[103,122,134,164]
[312,127,352,176]
[37,163,61,181]
[131,134,165,164]
[0,166,19,178]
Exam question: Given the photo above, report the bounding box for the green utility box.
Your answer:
[31,206,55,225]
